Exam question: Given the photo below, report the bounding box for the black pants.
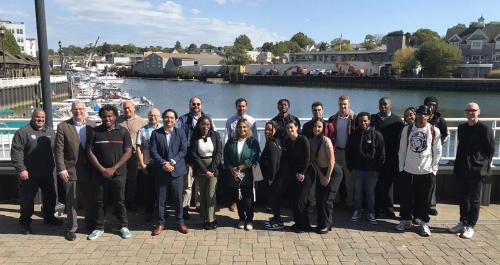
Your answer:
[316,166,343,229]
[93,175,128,230]
[292,169,315,228]
[458,174,483,227]
[269,177,289,221]
[375,164,397,213]
[231,185,254,222]
[80,175,95,229]
[18,176,57,226]
[138,167,155,214]
[399,171,435,223]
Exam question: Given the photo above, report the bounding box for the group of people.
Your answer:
[10,94,494,241]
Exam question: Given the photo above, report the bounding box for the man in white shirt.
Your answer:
[396,105,442,237]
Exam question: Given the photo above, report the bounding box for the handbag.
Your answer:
[252,162,264,182]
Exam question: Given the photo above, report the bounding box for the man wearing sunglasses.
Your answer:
[176,96,214,219]
[449,102,494,239]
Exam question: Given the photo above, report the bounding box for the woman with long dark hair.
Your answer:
[190,116,223,230]
[223,118,260,231]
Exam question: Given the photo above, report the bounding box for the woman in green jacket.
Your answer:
[224,118,260,231]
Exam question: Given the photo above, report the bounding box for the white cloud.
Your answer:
[191,8,200,15]
[304,18,310,23]
[53,0,281,46]
[213,0,241,5]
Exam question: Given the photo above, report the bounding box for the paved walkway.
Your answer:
[0,203,499,265]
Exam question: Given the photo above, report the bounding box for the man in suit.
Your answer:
[150,109,189,235]
[54,100,96,241]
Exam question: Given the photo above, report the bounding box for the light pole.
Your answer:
[58,40,65,75]
[0,27,6,78]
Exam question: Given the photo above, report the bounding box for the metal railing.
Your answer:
[0,75,68,89]
[1,117,499,164]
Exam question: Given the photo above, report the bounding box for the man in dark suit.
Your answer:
[54,101,96,241]
[150,109,189,235]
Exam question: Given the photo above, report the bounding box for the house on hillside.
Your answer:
[444,16,500,77]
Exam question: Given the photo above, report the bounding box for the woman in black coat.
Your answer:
[190,116,223,230]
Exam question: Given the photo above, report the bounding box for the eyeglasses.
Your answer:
[191,103,201,106]
[464,109,478,113]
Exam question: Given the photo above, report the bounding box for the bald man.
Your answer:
[136,108,162,220]
[117,101,146,211]
[11,109,62,235]
[449,102,494,239]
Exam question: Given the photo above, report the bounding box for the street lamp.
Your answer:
[58,40,65,75]
[0,27,6,78]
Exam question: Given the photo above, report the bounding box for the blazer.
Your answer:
[190,130,223,177]
[149,127,188,178]
[223,136,260,187]
[54,118,96,181]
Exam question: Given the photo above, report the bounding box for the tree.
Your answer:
[223,45,252,65]
[453,23,466,29]
[392,47,418,76]
[410,28,441,47]
[174,41,184,52]
[290,32,314,49]
[330,38,353,51]
[362,34,378,50]
[270,41,301,56]
[186,43,198,53]
[199,43,215,50]
[98,42,112,56]
[415,40,462,77]
[234,34,253,51]
[318,42,328,51]
[261,42,273,52]
[2,29,21,55]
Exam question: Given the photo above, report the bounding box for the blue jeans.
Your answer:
[352,169,379,214]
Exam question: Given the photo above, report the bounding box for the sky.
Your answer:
[1,0,498,50]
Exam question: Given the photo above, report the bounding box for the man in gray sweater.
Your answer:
[11,109,62,234]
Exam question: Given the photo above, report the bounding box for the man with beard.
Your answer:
[271,98,301,142]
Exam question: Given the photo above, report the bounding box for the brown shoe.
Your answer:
[229,202,237,212]
[152,225,164,236]
[178,223,189,234]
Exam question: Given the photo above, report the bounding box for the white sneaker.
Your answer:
[245,222,253,231]
[120,227,131,239]
[395,220,412,231]
[87,229,104,240]
[460,226,474,239]
[351,210,362,222]
[419,222,432,237]
[449,222,465,234]
[237,221,245,229]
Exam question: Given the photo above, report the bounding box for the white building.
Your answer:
[25,38,37,57]
[256,52,273,64]
[246,51,260,62]
[0,20,26,53]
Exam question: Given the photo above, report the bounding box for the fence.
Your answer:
[1,117,499,164]
[0,75,68,89]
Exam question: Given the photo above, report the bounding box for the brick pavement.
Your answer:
[0,203,499,265]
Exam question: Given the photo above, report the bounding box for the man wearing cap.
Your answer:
[396,105,442,237]
[448,102,494,239]
[423,96,448,216]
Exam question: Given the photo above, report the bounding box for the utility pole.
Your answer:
[35,0,53,127]
[58,40,65,75]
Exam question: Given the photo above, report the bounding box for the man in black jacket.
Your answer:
[424,96,449,216]
[11,109,63,234]
[347,112,385,224]
[449,102,494,239]
[371,97,403,218]
[271,99,301,142]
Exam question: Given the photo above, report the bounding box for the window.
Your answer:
[496,41,500,49]
[17,38,23,43]
[21,46,24,51]
[471,40,482,49]
[16,29,23,34]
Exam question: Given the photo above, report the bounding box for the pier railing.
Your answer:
[1,117,499,165]
[0,75,68,89]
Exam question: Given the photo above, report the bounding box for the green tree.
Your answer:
[199,43,216,50]
[415,40,462,77]
[362,34,378,50]
[234,34,253,51]
[410,28,441,47]
[261,42,273,52]
[223,45,252,65]
[186,43,198,53]
[1,29,21,55]
[330,38,353,51]
[318,41,328,51]
[174,41,184,52]
[392,47,418,76]
[290,32,314,49]
[98,42,112,56]
[270,41,301,56]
